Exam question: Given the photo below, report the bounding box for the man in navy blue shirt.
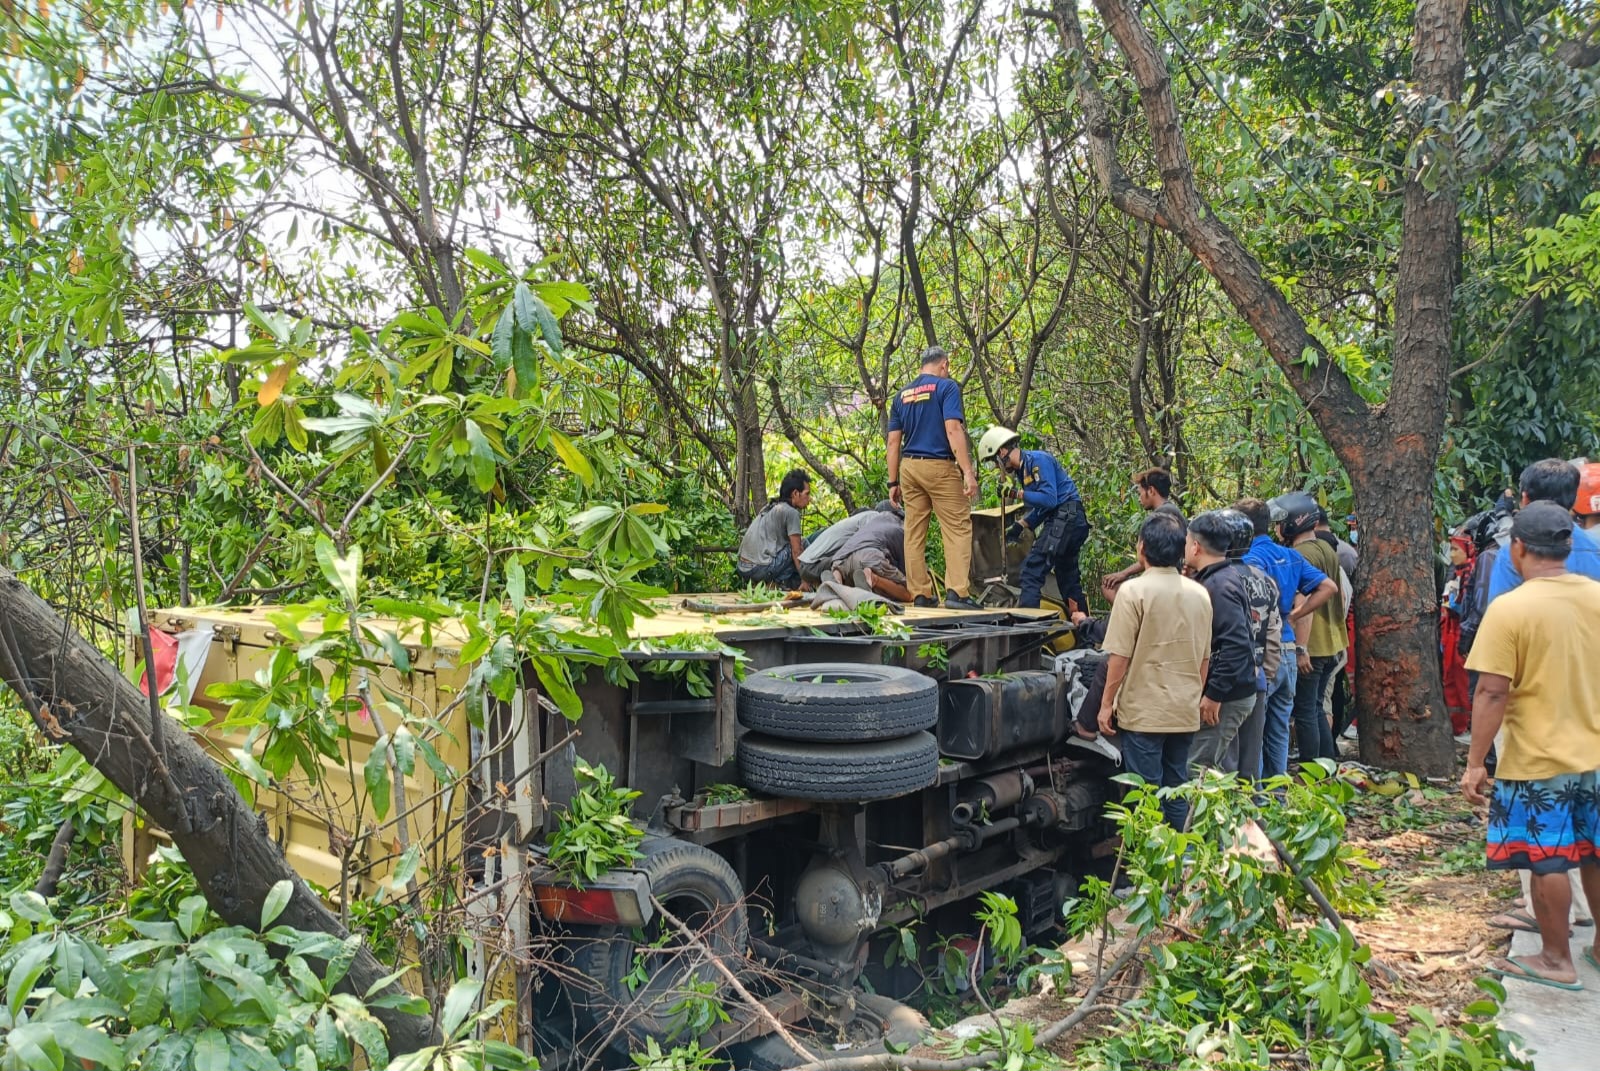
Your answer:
[887,346,980,610]
[1234,497,1338,777]
[1484,459,1600,603]
[977,426,1090,611]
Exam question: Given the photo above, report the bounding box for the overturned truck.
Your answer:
[137,570,1118,1069]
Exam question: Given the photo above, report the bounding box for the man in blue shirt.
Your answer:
[887,346,980,610]
[977,426,1090,611]
[1484,459,1600,603]
[1234,497,1338,777]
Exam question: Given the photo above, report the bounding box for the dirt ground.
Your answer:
[1341,775,1518,1023]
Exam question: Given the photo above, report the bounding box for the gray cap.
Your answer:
[1512,501,1574,552]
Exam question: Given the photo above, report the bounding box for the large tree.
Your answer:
[1029,0,1599,775]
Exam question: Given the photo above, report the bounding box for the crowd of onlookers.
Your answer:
[1070,486,1353,821]
[734,346,1600,991]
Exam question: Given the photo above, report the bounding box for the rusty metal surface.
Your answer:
[699,988,810,1047]
[667,795,814,831]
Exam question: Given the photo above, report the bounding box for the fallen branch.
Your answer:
[784,934,1149,1071]
[650,895,812,1066]
[33,818,76,898]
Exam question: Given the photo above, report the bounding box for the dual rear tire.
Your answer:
[736,663,942,802]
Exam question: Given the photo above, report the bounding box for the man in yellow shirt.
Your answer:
[1462,502,1600,990]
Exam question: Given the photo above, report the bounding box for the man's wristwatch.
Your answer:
[888,480,899,487]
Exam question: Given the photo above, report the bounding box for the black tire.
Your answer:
[729,993,928,1070]
[738,732,939,801]
[737,662,938,742]
[570,837,749,1045]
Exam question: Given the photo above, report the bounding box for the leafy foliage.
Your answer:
[0,882,528,1071]
[545,760,645,885]
[1066,770,1527,1071]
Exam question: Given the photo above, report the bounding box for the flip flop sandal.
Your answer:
[1489,957,1585,992]
[1488,910,1573,937]
[1585,947,1600,974]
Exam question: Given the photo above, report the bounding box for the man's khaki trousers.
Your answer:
[902,457,972,599]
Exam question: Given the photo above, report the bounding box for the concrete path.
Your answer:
[1499,926,1600,1069]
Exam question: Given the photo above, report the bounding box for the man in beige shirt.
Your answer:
[1097,512,1213,828]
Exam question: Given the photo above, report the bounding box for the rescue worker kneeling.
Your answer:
[977,427,1090,611]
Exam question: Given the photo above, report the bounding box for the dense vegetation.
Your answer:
[1,0,1597,1067]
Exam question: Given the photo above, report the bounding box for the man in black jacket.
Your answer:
[1185,511,1262,771]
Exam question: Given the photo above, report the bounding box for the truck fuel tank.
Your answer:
[937,670,1066,762]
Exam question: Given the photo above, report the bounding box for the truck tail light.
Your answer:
[533,884,648,927]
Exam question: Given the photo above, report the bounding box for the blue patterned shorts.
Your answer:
[1486,770,1600,874]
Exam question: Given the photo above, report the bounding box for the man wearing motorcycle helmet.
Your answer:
[1272,493,1347,763]
[1222,508,1281,779]
[1236,495,1337,777]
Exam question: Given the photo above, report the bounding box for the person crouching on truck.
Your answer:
[831,506,913,602]
[976,426,1090,612]
[736,469,813,590]
[798,500,897,587]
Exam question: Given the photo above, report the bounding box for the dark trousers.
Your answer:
[1226,692,1267,781]
[1330,662,1353,740]
[1119,729,1193,829]
[1291,655,1338,762]
[736,542,804,589]
[1019,501,1090,611]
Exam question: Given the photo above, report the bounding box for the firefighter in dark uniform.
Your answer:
[977,426,1090,611]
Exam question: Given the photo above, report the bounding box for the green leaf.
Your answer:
[262,879,294,928]
[505,556,526,607]
[315,536,362,607]
[10,890,51,923]
[167,954,201,1030]
[3,1023,64,1071]
[177,895,208,939]
[365,742,392,820]
[193,1029,230,1071]
[384,844,422,898]
[440,978,484,1039]
[54,1022,125,1069]
[546,427,594,487]
[370,628,414,674]
[463,419,498,493]
[392,725,416,776]
[8,940,53,1019]
[531,655,582,721]
[128,960,169,1027]
[464,247,514,279]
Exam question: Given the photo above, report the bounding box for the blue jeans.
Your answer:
[1019,502,1090,611]
[736,542,804,589]
[1261,655,1298,778]
[1291,655,1338,762]
[1119,729,1194,830]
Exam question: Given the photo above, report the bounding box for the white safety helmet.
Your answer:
[977,426,1020,465]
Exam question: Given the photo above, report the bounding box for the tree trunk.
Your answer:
[1355,0,1466,773]
[0,568,438,1055]
[731,373,767,529]
[1044,0,1463,775]
[1351,453,1454,773]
